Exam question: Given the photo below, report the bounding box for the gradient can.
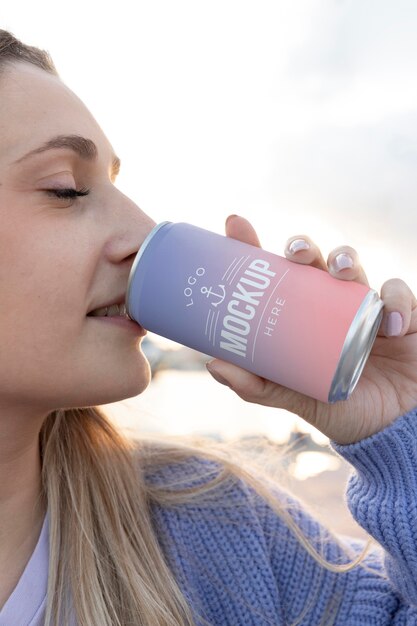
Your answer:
[126,222,384,403]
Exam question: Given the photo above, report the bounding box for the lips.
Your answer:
[87,296,127,317]
[89,303,128,317]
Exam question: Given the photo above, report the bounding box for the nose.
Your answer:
[104,187,157,263]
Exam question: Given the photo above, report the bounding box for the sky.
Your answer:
[3,2,417,452]
[3,0,417,296]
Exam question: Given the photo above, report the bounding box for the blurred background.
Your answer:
[4,0,417,539]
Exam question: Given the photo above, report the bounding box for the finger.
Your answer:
[378,278,417,337]
[225,214,262,247]
[206,358,318,424]
[327,246,370,288]
[284,235,328,271]
[284,237,370,288]
[206,358,301,410]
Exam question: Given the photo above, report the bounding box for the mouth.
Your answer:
[87,302,129,319]
[87,300,146,336]
[87,225,157,321]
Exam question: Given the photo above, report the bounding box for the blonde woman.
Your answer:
[1,29,417,626]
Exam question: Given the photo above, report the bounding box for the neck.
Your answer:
[0,409,47,566]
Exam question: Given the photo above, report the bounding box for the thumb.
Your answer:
[205,358,318,420]
[206,359,267,397]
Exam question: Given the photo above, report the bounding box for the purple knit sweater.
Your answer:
[1,407,417,625]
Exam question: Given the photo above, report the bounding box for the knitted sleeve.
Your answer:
[331,406,417,620]
[252,407,417,624]
[144,408,417,624]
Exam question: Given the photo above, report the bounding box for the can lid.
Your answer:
[328,289,384,403]
[126,221,172,319]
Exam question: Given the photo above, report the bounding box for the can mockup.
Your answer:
[126,222,384,403]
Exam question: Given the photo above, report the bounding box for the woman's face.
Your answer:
[0,62,155,413]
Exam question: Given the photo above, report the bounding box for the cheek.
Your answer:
[0,214,88,354]
[1,238,69,313]
[1,198,86,300]
[0,246,86,397]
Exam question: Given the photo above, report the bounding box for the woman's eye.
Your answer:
[45,187,90,200]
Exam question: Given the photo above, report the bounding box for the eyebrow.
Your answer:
[13,134,121,179]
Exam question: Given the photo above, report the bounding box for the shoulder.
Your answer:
[139,449,367,565]
[136,445,306,552]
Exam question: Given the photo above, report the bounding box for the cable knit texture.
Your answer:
[1,407,417,625]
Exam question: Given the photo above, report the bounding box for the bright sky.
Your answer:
[4,0,417,297]
[4,2,417,456]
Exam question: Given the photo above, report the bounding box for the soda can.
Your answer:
[126,222,384,403]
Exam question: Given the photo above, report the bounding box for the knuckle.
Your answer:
[381,278,412,302]
[237,378,268,403]
[235,389,257,404]
[383,277,407,290]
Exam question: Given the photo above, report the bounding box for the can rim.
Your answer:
[328,289,384,402]
[126,221,172,319]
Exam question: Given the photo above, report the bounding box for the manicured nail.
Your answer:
[386,311,403,337]
[333,253,354,272]
[206,364,231,388]
[289,239,310,254]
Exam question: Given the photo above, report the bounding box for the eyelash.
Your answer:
[46,187,90,200]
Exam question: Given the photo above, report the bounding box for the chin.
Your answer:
[70,360,152,408]
[105,361,152,404]
[128,358,152,394]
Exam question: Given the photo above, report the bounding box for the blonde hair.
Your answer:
[40,407,372,626]
[2,30,373,626]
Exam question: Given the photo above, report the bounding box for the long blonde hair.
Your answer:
[2,30,372,626]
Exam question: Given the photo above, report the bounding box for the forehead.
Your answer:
[0,62,113,167]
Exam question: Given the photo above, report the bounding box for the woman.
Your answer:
[0,29,416,626]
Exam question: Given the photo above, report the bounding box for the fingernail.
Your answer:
[226,214,239,226]
[206,364,231,388]
[333,253,354,272]
[288,239,310,254]
[386,311,403,337]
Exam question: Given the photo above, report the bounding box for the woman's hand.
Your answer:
[206,215,417,445]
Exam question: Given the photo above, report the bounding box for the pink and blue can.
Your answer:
[126,222,384,403]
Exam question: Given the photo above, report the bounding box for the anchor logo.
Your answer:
[201,284,226,307]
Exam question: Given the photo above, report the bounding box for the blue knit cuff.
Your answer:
[330,405,417,530]
[331,406,417,469]
[330,406,417,607]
